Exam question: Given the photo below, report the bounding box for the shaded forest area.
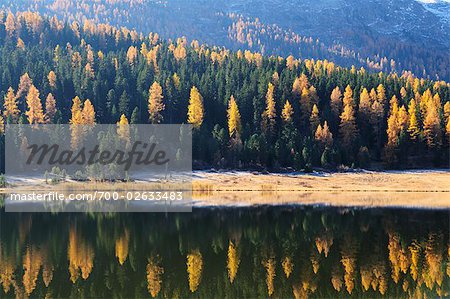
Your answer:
[0,11,449,172]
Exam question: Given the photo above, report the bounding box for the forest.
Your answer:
[3,0,450,80]
[0,11,449,172]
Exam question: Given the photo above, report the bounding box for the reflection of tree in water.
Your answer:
[0,208,448,297]
[281,256,293,278]
[447,242,450,278]
[22,245,43,296]
[146,255,164,298]
[115,229,129,265]
[227,240,240,283]
[340,234,358,294]
[0,243,15,294]
[423,232,444,292]
[315,233,333,258]
[262,255,276,296]
[68,225,95,283]
[331,263,343,292]
[186,249,203,293]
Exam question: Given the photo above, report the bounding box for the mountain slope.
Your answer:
[0,0,448,79]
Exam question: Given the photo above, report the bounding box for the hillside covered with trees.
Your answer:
[0,11,449,171]
[2,0,450,81]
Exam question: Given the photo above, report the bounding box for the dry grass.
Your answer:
[3,171,450,209]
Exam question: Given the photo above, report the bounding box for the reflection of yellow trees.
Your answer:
[370,257,388,295]
[292,283,308,299]
[310,250,320,274]
[340,236,358,294]
[146,255,164,298]
[68,226,95,283]
[315,233,333,257]
[360,265,373,291]
[331,265,343,292]
[262,256,276,296]
[402,279,409,292]
[42,248,54,288]
[447,243,450,277]
[115,229,130,265]
[298,256,317,296]
[0,244,15,294]
[227,241,240,283]
[22,246,43,296]
[422,233,444,290]
[187,250,203,292]
[282,256,294,278]
[376,264,388,295]
[42,263,53,288]
[388,232,410,283]
[409,240,421,281]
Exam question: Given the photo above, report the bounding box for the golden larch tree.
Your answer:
[315,121,333,147]
[5,12,15,36]
[17,38,25,50]
[126,46,138,65]
[407,99,420,141]
[400,87,407,100]
[281,100,294,123]
[330,87,342,117]
[70,110,84,149]
[292,74,309,97]
[148,82,165,124]
[444,102,450,123]
[386,103,400,147]
[446,118,450,144]
[71,96,82,122]
[262,82,276,133]
[369,88,377,103]
[286,55,295,70]
[3,87,19,122]
[397,105,408,132]
[117,114,130,144]
[47,71,57,89]
[82,99,96,125]
[17,73,33,99]
[25,85,44,124]
[292,77,302,97]
[358,88,371,118]
[423,100,442,148]
[343,85,354,107]
[310,104,320,134]
[187,86,204,129]
[227,95,241,138]
[44,93,57,123]
[0,115,4,135]
[339,104,358,151]
[376,84,387,108]
[420,89,433,116]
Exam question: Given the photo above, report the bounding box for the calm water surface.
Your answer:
[0,206,449,298]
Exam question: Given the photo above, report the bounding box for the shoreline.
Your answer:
[2,170,450,209]
[190,170,450,209]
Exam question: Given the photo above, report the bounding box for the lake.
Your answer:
[0,206,449,298]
